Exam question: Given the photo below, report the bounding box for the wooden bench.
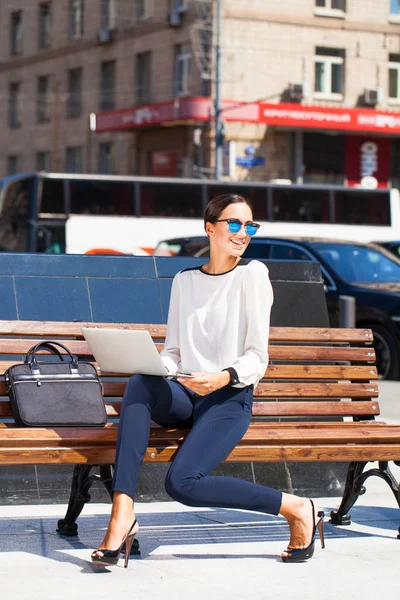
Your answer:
[0,320,400,544]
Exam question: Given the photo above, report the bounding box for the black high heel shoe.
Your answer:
[281,499,325,563]
[91,519,139,568]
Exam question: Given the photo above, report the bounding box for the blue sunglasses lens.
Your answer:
[227,221,241,233]
[245,224,258,236]
[227,220,258,236]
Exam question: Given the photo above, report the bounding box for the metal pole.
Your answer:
[294,131,304,184]
[339,295,356,328]
[214,0,223,179]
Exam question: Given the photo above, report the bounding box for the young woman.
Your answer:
[92,193,325,567]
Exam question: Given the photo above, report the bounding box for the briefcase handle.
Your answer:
[26,340,79,372]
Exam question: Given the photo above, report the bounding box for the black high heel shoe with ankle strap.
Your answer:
[281,499,325,563]
[91,519,139,568]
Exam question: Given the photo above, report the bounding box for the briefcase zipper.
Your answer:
[11,378,101,389]
[9,373,99,381]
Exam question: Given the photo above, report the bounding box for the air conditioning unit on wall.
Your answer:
[364,88,383,106]
[97,28,114,44]
[288,83,306,102]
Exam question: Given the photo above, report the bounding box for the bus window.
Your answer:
[140,183,202,217]
[36,222,66,253]
[0,177,32,251]
[69,180,134,215]
[272,188,330,222]
[207,186,267,220]
[40,179,65,214]
[334,190,391,226]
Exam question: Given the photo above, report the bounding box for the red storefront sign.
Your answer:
[151,151,178,177]
[345,136,390,188]
[95,97,400,135]
[257,103,400,134]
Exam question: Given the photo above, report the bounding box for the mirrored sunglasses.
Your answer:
[214,218,260,237]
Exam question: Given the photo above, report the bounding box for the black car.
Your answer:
[154,236,400,380]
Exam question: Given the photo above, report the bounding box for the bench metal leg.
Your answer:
[330,461,368,526]
[330,460,400,537]
[56,464,113,537]
[56,464,141,554]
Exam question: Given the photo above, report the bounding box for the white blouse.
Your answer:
[160,260,274,387]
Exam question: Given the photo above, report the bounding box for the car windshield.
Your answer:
[312,243,400,283]
[153,238,208,257]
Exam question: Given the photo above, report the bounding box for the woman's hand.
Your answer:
[177,371,231,396]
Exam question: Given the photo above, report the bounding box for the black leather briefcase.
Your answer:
[5,340,107,427]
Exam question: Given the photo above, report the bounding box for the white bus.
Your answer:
[0,172,399,255]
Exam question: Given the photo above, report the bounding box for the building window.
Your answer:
[99,143,114,174]
[389,54,400,101]
[314,47,344,97]
[101,0,115,29]
[10,11,23,56]
[136,0,153,19]
[8,156,20,175]
[172,0,190,10]
[36,151,51,172]
[67,68,83,117]
[135,52,152,104]
[37,75,52,122]
[69,0,84,39]
[9,83,22,128]
[66,147,83,173]
[100,60,116,111]
[390,0,400,14]
[315,0,346,9]
[39,2,52,49]
[175,43,191,97]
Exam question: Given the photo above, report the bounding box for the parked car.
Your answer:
[154,236,400,380]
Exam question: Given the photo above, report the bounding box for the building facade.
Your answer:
[1,1,400,187]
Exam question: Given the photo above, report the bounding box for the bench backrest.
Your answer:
[0,321,379,425]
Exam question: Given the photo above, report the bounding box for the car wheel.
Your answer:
[369,323,400,380]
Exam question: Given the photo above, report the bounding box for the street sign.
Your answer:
[236,156,265,168]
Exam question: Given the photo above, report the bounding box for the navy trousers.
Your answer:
[113,375,282,516]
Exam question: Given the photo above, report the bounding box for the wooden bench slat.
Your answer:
[0,377,379,398]
[0,398,380,419]
[254,382,379,398]
[251,400,380,416]
[271,327,374,343]
[52,380,378,398]
[220,445,400,463]
[1,422,399,446]
[0,342,377,365]
[264,365,378,379]
[1,442,400,466]
[269,346,375,362]
[0,321,373,343]
[0,321,167,338]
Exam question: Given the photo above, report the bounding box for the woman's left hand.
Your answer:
[177,371,231,396]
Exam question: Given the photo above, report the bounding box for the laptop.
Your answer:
[81,327,194,378]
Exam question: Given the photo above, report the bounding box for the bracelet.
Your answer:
[222,367,240,385]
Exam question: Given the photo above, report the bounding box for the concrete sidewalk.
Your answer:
[1,381,400,599]
[1,480,400,600]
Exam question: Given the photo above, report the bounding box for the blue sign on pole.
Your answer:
[244,144,257,156]
[236,156,266,168]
